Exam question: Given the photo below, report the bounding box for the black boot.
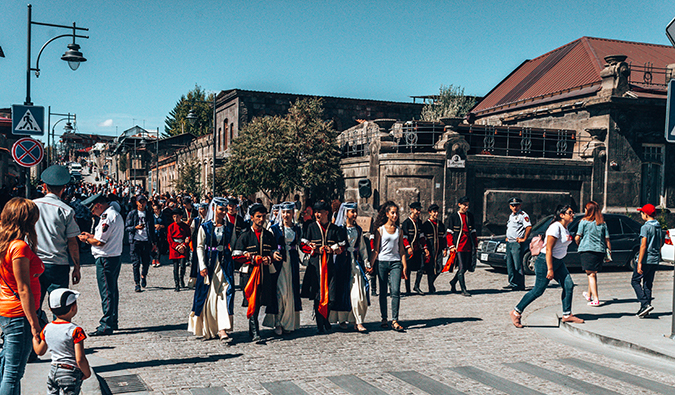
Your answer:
[458,272,470,297]
[249,317,261,342]
[413,271,425,295]
[404,276,411,295]
[449,274,458,294]
[370,276,378,296]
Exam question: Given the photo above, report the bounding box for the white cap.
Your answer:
[49,288,80,309]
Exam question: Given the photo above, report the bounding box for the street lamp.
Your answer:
[186,94,217,197]
[25,4,89,105]
[47,108,75,165]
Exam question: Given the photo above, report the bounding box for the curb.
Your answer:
[557,314,675,363]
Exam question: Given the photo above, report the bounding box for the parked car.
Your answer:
[70,170,83,181]
[478,213,643,274]
[69,163,82,173]
[660,229,675,263]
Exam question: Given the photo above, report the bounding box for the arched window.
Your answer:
[223,119,229,150]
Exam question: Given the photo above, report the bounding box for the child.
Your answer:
[633,204,664,318]
[33,288,91,395]
[168,208,191,291]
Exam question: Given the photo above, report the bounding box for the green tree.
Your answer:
[164,85,215,137]
[173,160,202,199]
[420,84,477,121]
[118,155,127,174]
[221,98,343,202]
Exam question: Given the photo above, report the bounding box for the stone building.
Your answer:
[339,37,675,234]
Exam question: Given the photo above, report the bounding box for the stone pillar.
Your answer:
[599,55,631,98]
[437,119,469,218]
[581,128,607,204]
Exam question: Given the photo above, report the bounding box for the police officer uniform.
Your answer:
[505,197,532,290]
[82,193,125,335]
[34,165,81,307]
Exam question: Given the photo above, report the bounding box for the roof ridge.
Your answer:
[583,36,675,49]
[579,37,604,75]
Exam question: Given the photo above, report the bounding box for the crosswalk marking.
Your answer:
[327,375,388,395]
[261,380,309,395]
[559,358,675,394]
[389,371,466,395]
[506,361,622,395]
[451,366,544,395]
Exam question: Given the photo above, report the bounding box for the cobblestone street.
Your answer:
[24,249,675,394]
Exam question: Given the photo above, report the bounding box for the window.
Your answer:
[641,144,665,206]
[605,217,622,235]
[223,119,229,150]
[621,218,641,235]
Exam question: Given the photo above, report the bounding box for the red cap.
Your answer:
[638,204,656,216]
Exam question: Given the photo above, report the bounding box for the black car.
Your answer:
[477,213,642,275]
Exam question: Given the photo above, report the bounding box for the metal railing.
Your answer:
[628,63,672,88]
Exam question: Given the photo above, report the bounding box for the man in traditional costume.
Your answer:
[264,202,302,335]
[188,198,235,341]
[300,201,345,333]
[421,204,447,294]
[401,202,426,295]
[233,203,282,342]
[330,202,370,332]
[225,197,249,300]
[188,201,209,287]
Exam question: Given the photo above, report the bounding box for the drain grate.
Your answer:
[103,374,149,394]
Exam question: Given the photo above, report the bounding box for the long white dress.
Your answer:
[263,226,301,331]
[330,226,369,325]
[188,225,234,338]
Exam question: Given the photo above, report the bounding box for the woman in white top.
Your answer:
[371,201,408,332]
[511,205,584,328]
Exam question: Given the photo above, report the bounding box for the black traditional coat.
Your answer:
[233,227,280,313]
[300,221,346,302]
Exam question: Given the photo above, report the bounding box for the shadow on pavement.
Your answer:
[600,298,636,306]
[85,346,115,355]
[576,312,638,321]
[93,353,242,373]
[114,323,188,334]
[404,317,481,330]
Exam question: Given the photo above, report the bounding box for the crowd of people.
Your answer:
[0,162,665,394]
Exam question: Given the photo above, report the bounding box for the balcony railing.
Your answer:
[628,63,672,88]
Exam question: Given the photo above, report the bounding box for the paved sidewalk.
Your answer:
[527,266,675,361]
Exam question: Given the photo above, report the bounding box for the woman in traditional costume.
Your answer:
[264,202,302,335]
[188,197,235,341]
[330,202,370,332]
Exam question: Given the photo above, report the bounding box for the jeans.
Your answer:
[515,254,574,315]
[378,260,402,321]
[47,365,83,395]
[631,264,657,308]
[505,242,524,288]
[0,315,32,395]
[130,241,152,285]
[96,256,121,332]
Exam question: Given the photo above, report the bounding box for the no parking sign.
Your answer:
[12,137,44,167]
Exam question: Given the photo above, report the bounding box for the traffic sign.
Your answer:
[11,137,44,167]
[11,104,44,136]
[668,16,675,46]
[666,80,675,143]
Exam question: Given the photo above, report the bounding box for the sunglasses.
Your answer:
[565,211,574,215]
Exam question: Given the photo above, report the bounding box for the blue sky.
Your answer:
[1,0,673,142]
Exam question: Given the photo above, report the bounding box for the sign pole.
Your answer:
[666,22,675,339]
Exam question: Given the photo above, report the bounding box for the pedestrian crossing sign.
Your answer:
[11,104,44,136]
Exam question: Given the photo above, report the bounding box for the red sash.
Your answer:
[442,251,457,273]
[244,255,263,318]
[318,250,329,319]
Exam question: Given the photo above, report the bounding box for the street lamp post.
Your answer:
[47,107,75,165]
[186,94,217,197]
[25,4,89,105]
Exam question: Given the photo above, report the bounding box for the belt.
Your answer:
[53,363,77,370]
[207,246,224,252]
[173,239,186,243]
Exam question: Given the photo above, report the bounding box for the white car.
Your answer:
[661,229,675,263]
[69,163,82,173]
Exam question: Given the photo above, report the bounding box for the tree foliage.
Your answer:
[173,160,202,199]
[118,155,127,174]
[420,84,477,121]
[221,98,344,202]
[164,85,215,137]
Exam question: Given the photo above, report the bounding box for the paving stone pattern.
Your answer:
[40,250,675,394]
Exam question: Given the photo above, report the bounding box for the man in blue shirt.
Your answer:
[632,204,663,318]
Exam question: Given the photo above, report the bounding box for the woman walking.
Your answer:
[574,201,610,306]
[188,198,235,341]
[371,201,408,332]
[0,198,44,394]
[510,205,584,327]
[331,202,371,332]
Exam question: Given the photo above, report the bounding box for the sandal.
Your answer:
[391,321,405,332]
[380,319,389,328]
[355,324,367,332]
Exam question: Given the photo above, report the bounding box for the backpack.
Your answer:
[529,235,544,256]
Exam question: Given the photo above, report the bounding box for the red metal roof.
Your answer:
[472,37,675,115]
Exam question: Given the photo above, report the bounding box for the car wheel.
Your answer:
[626,249,638,271]
[522,252,536,275]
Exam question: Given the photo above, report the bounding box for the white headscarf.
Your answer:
[334,202,358,227]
